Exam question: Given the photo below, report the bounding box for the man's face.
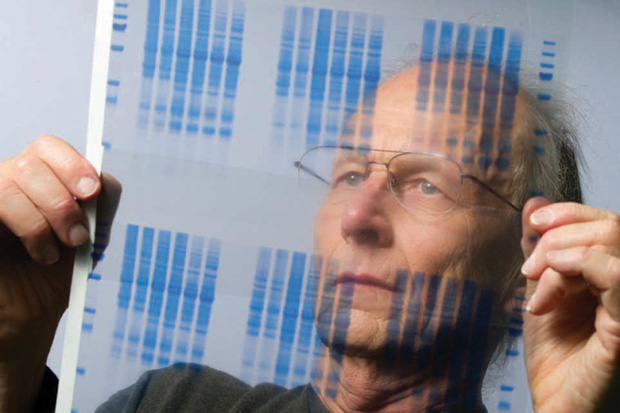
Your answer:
[312,66,523,356]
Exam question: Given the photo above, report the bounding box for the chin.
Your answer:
[316,307,393,357]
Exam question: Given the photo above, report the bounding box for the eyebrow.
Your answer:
[332,150,367,167]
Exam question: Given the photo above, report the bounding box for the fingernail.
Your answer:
[69,223,89,246]
[526,293,536,313]
[77,177,97,197]
[531,210,552,226]
[44,245,60,264]
[521,252,535,275]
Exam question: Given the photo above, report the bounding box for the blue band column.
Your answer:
[289,8,315,138]
[460,26,488,165]
[411,274,440,399]
[461,287,494,410]
[186,0,213,134]
[153,0,180,130]
[173,236,205,363]
[497,31,523,168]
[305,9,333,148]
[415,20,436,112]
[201,0,228,136]
[274,252,306,386]
[449,24,470,115]
[240,247,272,383]
[431,21,454,114]
[313,260,337,383]
[427,278,460,405]
[496,292,525,411]
[359,15,384,144]
[257,249,289,382]
[126,227,155,360]
[324,282,354,399]
[342,12,367,138]
[400,272,425,352]
[169,0,197,133]
[110,224,139,359]
[478,27,505,171]
[271,6,298,146]
[141,230,172,366]
[158,232,189,366]
[190,238,221,363]
[464,27,488,125]
[137,0,162,128]
[290,255,321,387]
[219,0,245,139]
[382,271,408,366]
[323,11,349,147]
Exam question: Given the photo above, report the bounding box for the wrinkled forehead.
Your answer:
[340,64,528,178]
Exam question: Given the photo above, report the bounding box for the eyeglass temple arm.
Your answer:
[462,174,522,213]
[294,161,331,186]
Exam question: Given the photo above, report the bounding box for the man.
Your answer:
[1,60,620,413]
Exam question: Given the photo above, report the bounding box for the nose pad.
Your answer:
[388,172,397,190]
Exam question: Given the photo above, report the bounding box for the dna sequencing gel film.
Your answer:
[58,0,575,412]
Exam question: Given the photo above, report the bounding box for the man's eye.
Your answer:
[398,178,444,196]
[334,172,365,188]
[419,180,440,195]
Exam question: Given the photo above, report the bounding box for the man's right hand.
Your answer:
[0,135,120,412]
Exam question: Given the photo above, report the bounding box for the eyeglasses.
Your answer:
[294,145,522,214]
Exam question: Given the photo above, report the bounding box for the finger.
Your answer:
[24,135,101,200]
[526,267,588,315]
[92,173,122,267]
[522,219,620,279]
[0,176,59,264]
[10,154,89,247]
[546,246,620,321]
[546,246,619,288]
[521,197,551,258]
[527,201,616,233]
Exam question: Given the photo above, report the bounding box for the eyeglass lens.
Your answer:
[298,147,463,214]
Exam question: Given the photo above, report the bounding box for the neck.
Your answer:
[311,345,486,413]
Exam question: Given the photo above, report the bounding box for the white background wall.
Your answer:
[1,0,619,410]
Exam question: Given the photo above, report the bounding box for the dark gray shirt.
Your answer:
[95,363,329,413]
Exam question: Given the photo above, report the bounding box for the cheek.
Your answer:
[398,214,472,273]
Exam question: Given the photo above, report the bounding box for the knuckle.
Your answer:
[553,202,579,219]
[58,154,84,174]
[608,216,620,238]
[565,202,582,216]
[48,195,78,217]
[31,134,59,151]
[595,245,612,256]
[579,246,594,262]
[0,176,16,196]
[11,154,38,177]
[600,219,620,241]
[0,156,16,173]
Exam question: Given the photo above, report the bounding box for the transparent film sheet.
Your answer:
[63,0,574,411]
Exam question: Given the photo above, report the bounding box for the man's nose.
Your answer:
[340,174,394,246]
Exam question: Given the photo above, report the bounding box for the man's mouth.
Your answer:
[335,272,399,292]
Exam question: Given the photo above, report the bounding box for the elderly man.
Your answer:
[1,59,620,413]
